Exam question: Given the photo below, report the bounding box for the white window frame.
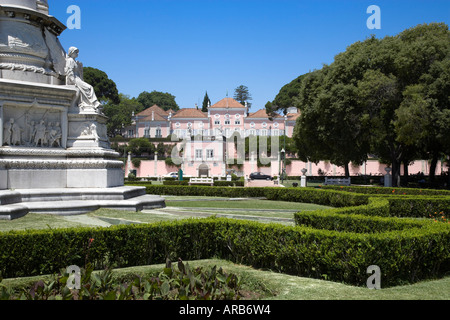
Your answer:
[195,149,203,161]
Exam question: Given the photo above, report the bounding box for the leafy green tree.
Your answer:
[83,67,120,104]
[392,23,450,183]
[103,94,143,137]
[291,23,449,185]
[293,60,371,177]
[156,142,166,157]
[267,73,309,117]
[202,91,211,112]
[137,91,180,111]
[233,85,252,108]
[126,138,155,157]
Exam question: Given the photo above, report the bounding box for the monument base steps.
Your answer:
[0,186,166,220]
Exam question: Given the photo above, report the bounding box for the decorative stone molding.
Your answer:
[0,159,124,170]
[0,147,120,158]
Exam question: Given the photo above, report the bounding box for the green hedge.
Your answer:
[386,196,450,218]
[0,217,448,287]
[137,185,449,219]
[294,198,428,233]
[321,185,450,196]
[162,181,245,187]
[163,181,190,186]
[141,185,369,208]
[2,184,448,288]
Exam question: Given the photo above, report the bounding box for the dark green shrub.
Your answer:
[321,185,450,196]
[1,218,448,287]
[213,181,245,187]
[386,196,450,218]
[140,185,369,208]
[163,181,189,186]
[294,199,426,233]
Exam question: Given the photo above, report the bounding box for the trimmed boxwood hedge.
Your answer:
[162,181,245,187]
[321,185,450,196]
[294,198,428,233]
[1,184,449,288]
[0,217,448,287]
[138,185,449,219]
[143,185,369,208]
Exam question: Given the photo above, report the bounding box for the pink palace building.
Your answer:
[123,98,445,179]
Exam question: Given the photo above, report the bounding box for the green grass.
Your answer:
[89,208,190,224]
[0,213,89,232]
[165,199,331,211]
[2,259,448,300]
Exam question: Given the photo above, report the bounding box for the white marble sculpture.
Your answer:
[65,47,101,112]
[3,118,23,146]
[0,0,125,190]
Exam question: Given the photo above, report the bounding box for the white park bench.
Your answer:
[324,177,351,186]
[188,177,214,186]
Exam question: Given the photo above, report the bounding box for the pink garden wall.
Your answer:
[126,158,446,179]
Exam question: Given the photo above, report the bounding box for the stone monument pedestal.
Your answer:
[0,1,165,218]
[0,79,124,190]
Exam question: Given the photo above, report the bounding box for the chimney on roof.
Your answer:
[152,111,155,121]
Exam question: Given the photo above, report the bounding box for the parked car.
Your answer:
[249,172,273,181]
[164,172,178,178]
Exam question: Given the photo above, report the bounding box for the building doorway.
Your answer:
[198,163,210,177]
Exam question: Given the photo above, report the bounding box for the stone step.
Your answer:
[15,186,147,202]
[0,188,165,220]
[0,190,23,205]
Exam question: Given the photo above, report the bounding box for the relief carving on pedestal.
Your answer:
[2,110,63,148]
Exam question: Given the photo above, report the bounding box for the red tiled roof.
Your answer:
[136,105,168,117]
[171,108,208,119]
[210,98,246,109]
[141,113,167,122]
[287,112,301,121]
[247,109,283,119]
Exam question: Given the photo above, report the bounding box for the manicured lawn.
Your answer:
[0,213,91,232]
[165,199,331,211]
[0,197,330,232]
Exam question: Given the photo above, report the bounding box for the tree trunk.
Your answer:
[429,153,439,184]
[344,163,350,178]
[447,163,450,189]
[391,157,401,187]
[403,161,409,187]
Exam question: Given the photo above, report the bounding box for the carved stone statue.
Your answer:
[3,119,13,146]
[28,120,36,146]
[49,122,62,147]
[65,47,101,112]
[11,118,23,146]
[34,120,47,147]
[2,118,23,146]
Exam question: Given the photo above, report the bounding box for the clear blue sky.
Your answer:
[49,0,450,112]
